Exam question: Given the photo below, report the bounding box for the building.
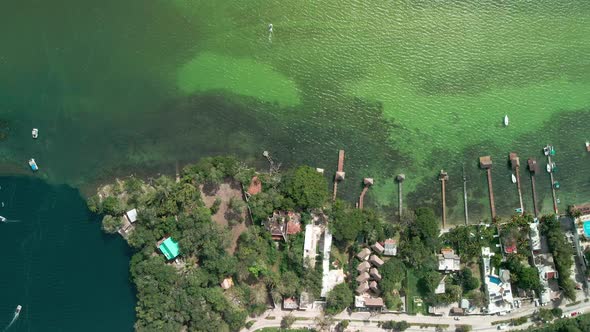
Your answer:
[356,272,370,283]
[503,239,517,254]
[220,277,234,290]
[482,247,514,315]
[479,156,492,169]
[283,297,299,310]
[299,292,312,310]
[369,268,382,281]
[530,223,542,254]
[371,242,384,255]
[356,248,372,261]
[369,281,379,293]
[437,248,461,272]
[320,228,345,298]
[434,277,446,294]
[369,255,384,267]
[303,224,322,267]
[364,297,384,308]
[125,208,138,223]
[157,237,180,260]
[357,261,371,273]
[265,211,302,241]
[383,238,398,256]
[356,281,369,295]
[247,176,262,196]
[451,307,464,316]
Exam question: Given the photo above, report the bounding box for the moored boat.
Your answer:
[32,128,38,139]
[546,163,551,173]
[543,146,550,156]
[504,115,509,126]
[0,216,6,222]
[511,174,516,183]
[553,181,560,189]
[15,305,22,314]
[586,141,589,152]
[28,158,38,171]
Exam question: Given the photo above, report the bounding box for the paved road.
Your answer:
[245,299,590,332]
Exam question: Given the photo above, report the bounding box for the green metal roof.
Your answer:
[159,237,180,260]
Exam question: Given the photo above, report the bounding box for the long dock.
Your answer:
[358,178,373,209]
[332,150,345,201]
[510,153,524,214]
[480,156,496,221]
[546,151,559,214]
[528,158,539,217]
[462,165,469,225]
[439,170,448,229]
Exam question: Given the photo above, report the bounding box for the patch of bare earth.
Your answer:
[200,180,248,254]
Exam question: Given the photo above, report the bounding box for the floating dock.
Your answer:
[509,153,524,214]
[527,158,539,217]
[358,178,374,209]
[439,170,449,229]
[480,156,496,221]
[332,150,345,201]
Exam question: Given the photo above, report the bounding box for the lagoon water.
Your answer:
[0,177,135,331]
[0,1,589,329]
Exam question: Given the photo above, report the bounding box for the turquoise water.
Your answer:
[489,276,502,285]
[584,221,590,237]
[0,176,134,331]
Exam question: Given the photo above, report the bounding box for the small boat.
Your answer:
[511,174,517,183]
[586,141,589,152]
[268,23,273,32]
[546,163,552,173]
[554,181,560,189]
[0,216,6,222]
[28,158,38,171]
[15,305,22,314]
[504,115,509,126]
[32,128,38,139]
[550,146,556,156]
[543,146,550,156]
[551,162,557,172]
[515,208,523,213]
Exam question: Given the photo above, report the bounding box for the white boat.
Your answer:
[15,305,22,314]
[511,174,517,183]
[503,115,509,126]
[546,163,551,173]
[28,158,38,171]
[0,216,6,222]
[268,23,273,32]
[32,128,38,139]
[586,141,589,152]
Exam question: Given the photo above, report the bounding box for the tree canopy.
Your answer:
[282,166,328,210]
[325,283,353,315]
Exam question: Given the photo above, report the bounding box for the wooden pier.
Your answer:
[546,151,559,214]
[396,174,405,220]
[332,150,345,201]
[509,153,524,214]
[358,178,374,209]
[480,156,496,221]
[462,165,469,225]
[439,170,449,229]
[527,158,539,217]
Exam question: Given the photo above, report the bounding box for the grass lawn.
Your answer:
[406,269,426,315]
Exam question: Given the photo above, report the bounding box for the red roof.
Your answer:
[504,243,517,254]
[286,220,301,235]
[247,176,262,195]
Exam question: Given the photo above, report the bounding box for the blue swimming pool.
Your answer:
[584,221,590,237]
[489,276,501,285]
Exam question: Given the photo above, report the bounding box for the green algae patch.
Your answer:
[177,52,300,107]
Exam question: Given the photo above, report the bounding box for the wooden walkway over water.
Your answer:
[480,156,496,221]
[510,153,524,214]
[528,158,540,217]
[332,150,345,201]
[358,178,373,209]
[546,153,559,214]
[439,170,448,228]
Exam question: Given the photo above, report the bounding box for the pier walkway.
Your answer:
[332,150,345,201]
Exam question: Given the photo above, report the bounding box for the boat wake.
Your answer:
[3,313,19,332]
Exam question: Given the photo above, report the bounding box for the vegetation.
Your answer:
[540,214,576,301]
[379,320,409,331]
[281,314,296,329]
[503,255,543,293]
[281,166,328,210]
[325,283,353,315]
[521,313,590,332]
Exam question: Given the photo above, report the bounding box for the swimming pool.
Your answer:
[489,276,502,285]
[584,221,590,237]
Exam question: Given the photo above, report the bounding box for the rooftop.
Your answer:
[125,208,138,223]
[356,248,371,261]
[383,238,398,256]
[479,156,492,168]
[158,237,180,260]
[247,176,262,196]
[437,248,460,271]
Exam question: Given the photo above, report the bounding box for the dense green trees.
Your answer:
[282,166,328,210]
[525,313,590,332]
[540,214,576,301]
[380,320,410,331]
[101,215,123,233]
[503,255,542,293]
[325,283,353,315]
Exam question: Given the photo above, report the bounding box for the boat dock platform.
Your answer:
[510,153,524,214]
[439,170,449,228]
[332,150,345,201]
[545,145,559,214]
[480,156,496,221]
[358,178,373,209]
[527,158,540,217]
[396,174,405,220]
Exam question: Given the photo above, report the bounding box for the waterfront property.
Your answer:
[320,228,345,297]
[481,247,514,315]
[157,236,180,260]
[437,248,461,272]
[264,211,302,241]
[383,238,398,256]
